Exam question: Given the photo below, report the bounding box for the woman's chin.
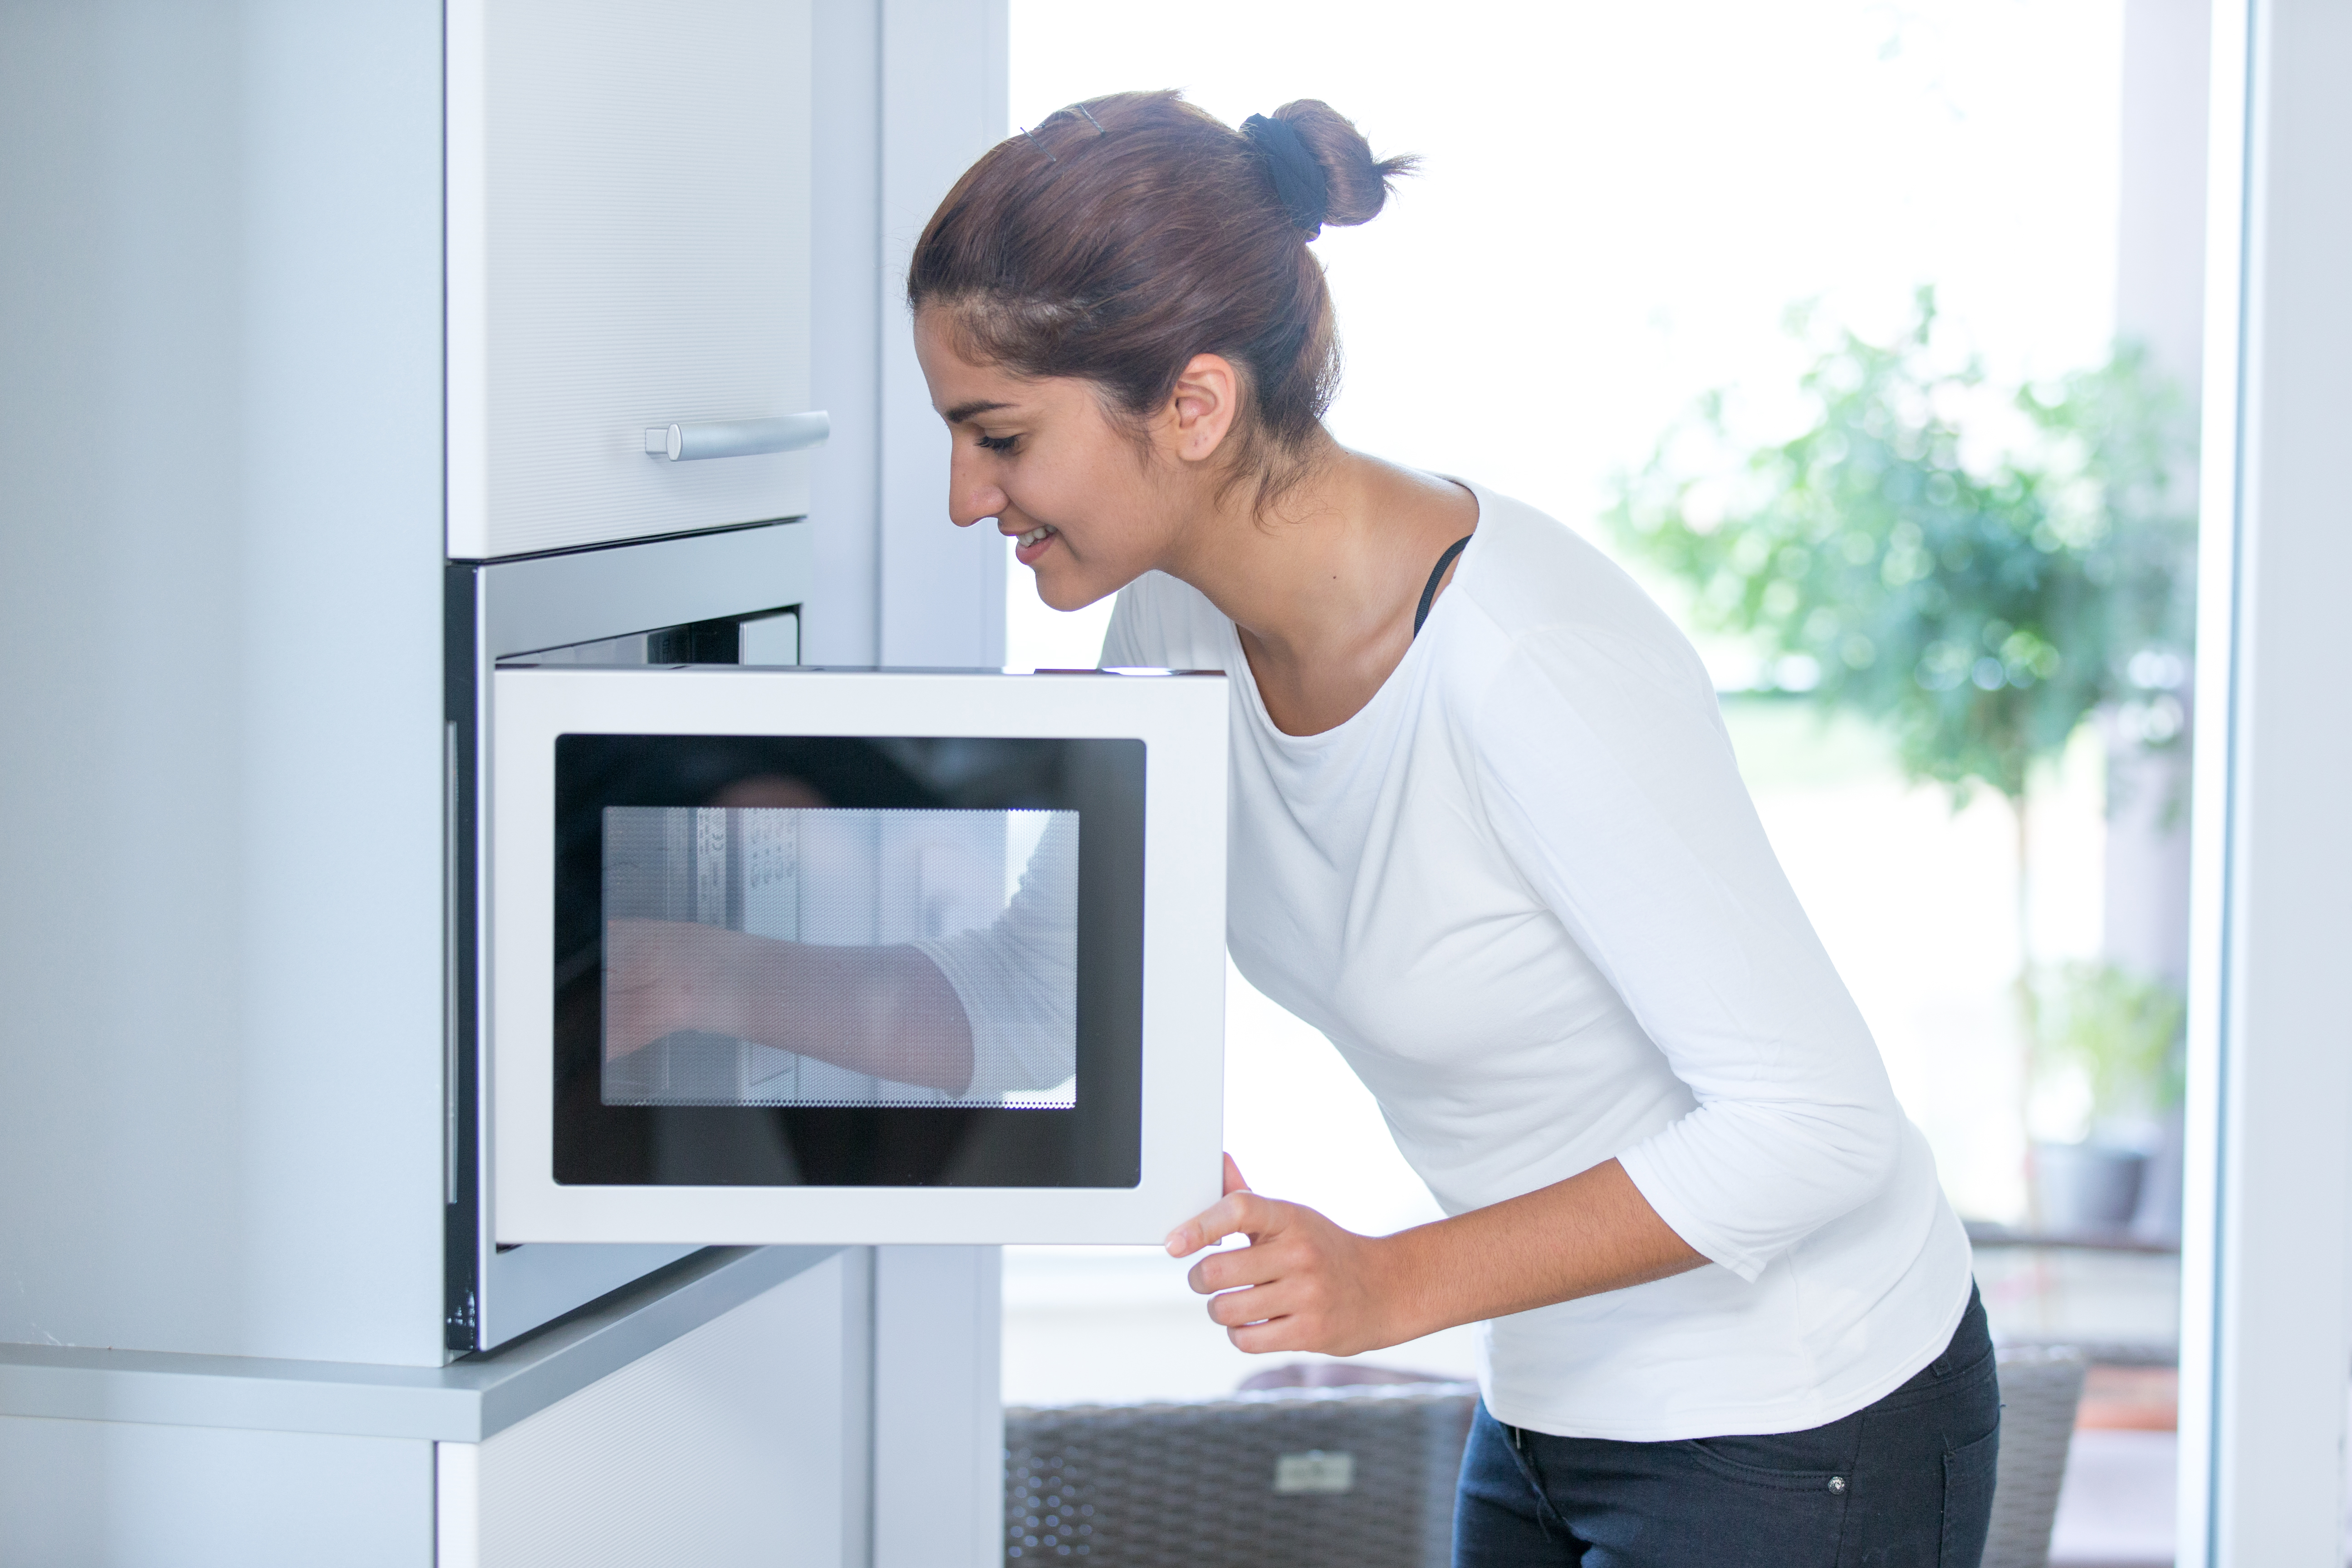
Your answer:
[1036,583,1095,613]
[1034,566,1114,615]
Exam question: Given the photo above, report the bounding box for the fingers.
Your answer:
[1164,1189,1284,1260]
[1186,1231,1291,1295]
[1203,1274,1310,1328]
[1206,1289,1325,1355]
[1206,1288,1276,1330]
[1161,1154,1252,1258]
[1212,1289,1378,1357]
[1225,1317,1309,1355]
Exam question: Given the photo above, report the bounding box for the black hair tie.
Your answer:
[1241,113,1329,238]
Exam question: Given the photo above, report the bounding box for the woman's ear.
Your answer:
[1163,353,1242,465]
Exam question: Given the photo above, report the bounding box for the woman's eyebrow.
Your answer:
[942,397,1015,424]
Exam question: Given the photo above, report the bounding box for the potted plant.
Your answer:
[2024,961,2186,1234]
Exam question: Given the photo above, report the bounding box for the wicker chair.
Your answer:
[1006,1382,1476,1567]
[1983,1345,2090,1568]
[1004,1348,2088,1568]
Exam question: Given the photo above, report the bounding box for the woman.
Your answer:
[910,92,1995,1565]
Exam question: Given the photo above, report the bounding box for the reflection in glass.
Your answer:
[600,807,1078,1108]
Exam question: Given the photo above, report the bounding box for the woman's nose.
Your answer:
[946,452,1007,529]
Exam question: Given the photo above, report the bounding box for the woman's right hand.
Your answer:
[599,920,978,1094]
[602,918,737,1063]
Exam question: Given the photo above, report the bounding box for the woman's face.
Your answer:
[915,306,1208,613]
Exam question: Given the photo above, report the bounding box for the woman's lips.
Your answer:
[1012,523,1058,566]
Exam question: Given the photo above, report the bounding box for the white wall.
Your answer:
[0,0,447,1365]
[877,0,1010,668]
[2117,0,2215,392]
[807,0,1009,672]
[806,0,886,665]
[2102,0,2210,991]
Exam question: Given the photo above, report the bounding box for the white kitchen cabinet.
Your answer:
[437,1252,865,1568]
[0,1417,434,1567]
[448,0,819,560]
[4,0,1014,1560]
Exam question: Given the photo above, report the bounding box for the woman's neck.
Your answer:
[1161,441,1478,737]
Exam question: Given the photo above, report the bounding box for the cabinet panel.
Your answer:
[873,1246,1002,1568]
[450,0,817,559]
[0,1416,433,1567]
[437,1253,858,1568]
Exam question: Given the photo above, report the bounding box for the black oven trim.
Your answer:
[444,564,482,1351]
[549,733,1147,1191]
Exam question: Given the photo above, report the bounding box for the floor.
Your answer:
[2047,1430,2175,1567]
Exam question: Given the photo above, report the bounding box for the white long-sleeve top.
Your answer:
[1101,480,1973,1441]
[913,813,1081,1098]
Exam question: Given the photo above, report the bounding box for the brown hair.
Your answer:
[907,92,1414,503]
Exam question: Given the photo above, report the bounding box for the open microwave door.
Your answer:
[490,666,1228,1246]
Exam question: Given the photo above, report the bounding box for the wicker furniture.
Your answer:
[1983,1345,2090,1568]
[1006,1382,1476,1566]
[1006,1347,2090,1567]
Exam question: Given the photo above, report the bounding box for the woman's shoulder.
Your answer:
[1452,483,1672,642]
[1445,481,1715,704]
[1098,569,1231,672]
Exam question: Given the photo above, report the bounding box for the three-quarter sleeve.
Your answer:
[1469,623,1903,1281]
[910,812,1080,1098]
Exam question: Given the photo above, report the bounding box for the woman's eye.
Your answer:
[976,433,1019,454]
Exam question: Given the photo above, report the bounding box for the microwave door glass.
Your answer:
[599,805,1080,1111]
[551,734,1145,1191]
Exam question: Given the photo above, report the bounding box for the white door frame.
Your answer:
[2178,1,2352,1561]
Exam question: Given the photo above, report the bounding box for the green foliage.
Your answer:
[1606,288,2196,805]
[2028,960,2186,1122]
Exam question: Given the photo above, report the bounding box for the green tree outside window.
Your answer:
[1606,288,2196,1143]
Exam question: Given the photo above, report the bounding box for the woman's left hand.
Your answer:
[1165,1156,1418,1357]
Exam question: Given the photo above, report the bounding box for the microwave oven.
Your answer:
[488,662,1229,1249]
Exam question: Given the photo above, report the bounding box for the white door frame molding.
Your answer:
[2178,1,2352,1561]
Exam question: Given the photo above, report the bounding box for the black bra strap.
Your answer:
[1412,535,1475,638]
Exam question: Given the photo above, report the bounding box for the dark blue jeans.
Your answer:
[1455,1286,1999,1567]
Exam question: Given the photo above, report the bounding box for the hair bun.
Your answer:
[1241,114,1331,234]
[1270,100,1417,228]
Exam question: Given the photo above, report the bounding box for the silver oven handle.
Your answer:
[642,412,829,462]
